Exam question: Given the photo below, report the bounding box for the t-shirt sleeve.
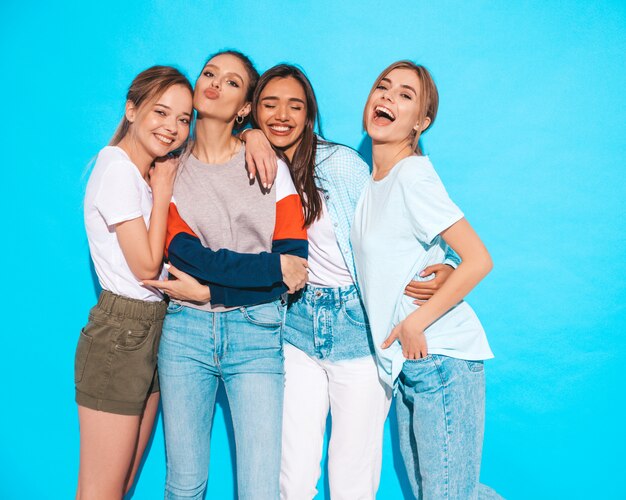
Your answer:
[402,160,464,245]
[94,161,144,226]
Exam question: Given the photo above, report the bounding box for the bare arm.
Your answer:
[382,218,492,359]
[116,158,177,280]
[142,264,212,303]
[239,128,278,189]
[404,263,455,302]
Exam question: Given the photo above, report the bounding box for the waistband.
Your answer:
[297,284,360,307]
[96,290,167,322]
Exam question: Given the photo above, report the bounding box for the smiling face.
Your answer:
[364,67,431,148]
[193,53,251,125]
[127,83,193,158]
[255,76,307,160]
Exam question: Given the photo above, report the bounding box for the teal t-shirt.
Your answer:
[351,155,494,389]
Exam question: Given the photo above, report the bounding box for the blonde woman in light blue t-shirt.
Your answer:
[351,61,502,499]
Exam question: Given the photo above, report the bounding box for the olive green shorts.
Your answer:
[74,290,167,416]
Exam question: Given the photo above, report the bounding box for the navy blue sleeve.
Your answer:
[168,233,283,288]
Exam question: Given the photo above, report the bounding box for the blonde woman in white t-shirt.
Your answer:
[351,61,501,499]
[76,66,193,499]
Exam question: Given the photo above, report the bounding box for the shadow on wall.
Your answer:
[358,135,372,166]
[89,252,103,299]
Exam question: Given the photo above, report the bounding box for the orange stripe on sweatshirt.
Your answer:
[274,193,307,241]
[165,202,198,257]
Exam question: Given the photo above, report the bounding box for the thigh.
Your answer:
[326,355,391,499]
[224,371,284,500]
[281,343,330,498]
[399,355,486,500]
[158,304,220,493]
[77,405,140,498]
[442,357,486,499]
[222,301,284,373]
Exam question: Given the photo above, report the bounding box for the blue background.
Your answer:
[2,1,625,498]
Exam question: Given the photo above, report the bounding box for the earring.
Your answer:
[236,115,244,125]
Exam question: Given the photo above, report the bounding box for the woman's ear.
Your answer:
[125,100,137,123]
[415,116,431,133]
[238,102,252,119]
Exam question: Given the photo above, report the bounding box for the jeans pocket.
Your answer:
[240,302,283,328]
[342,298,369,327]
[465,359,484,372]
[74,328,93,384]
[404,354,434,364]
[166,302,185,314]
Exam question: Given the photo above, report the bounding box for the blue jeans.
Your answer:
[396,354,501,500]
[284,284,374,361]
[158,300,285,500]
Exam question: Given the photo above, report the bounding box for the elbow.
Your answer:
[133,264,163,281]
[481,251,493,277]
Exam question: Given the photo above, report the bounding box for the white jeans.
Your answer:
[280,343,392,500]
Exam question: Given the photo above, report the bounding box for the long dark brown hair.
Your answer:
[110,65,193,145]
[251,64,324,227]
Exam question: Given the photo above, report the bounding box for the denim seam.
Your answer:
[434,356,451,499]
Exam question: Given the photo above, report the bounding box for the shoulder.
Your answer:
[395,155,439,186]
[274,158,298,200]
[315,141,370,187]
[317,141,368,171]
[94,146,139,179]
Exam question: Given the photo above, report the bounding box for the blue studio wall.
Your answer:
[2,1,625,498]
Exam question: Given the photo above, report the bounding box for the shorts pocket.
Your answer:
[240,302,283,328]
[342,298,369,327]
[115,320,153,351]
[465,359,484,372]
[74,328,93,384]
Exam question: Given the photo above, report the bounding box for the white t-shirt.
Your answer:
[84,146,164,301]
[307,197,354,288]
[351,156,493,388]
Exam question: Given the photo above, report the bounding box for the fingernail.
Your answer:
[138,282,144,286]
[419,271,426,276]
[263,183,268,189]
[164,263,171,270]
[249,173,254,180]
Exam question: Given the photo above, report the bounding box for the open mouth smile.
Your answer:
[154,133,174,145]
[373,105,396,122]
[268,124,294,136]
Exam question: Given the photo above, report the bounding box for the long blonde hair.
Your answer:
[363,60,439,155]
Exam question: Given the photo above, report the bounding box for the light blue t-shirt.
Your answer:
[351,155,494,388]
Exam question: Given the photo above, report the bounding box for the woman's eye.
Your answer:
[203,71,214,77]
[180,118,190,125]
[376,84,387,91]
[401,93,412,100]
[291,106,303,111]
[227,80,239,88]
[155,110,166,116]
[264,104,276,109]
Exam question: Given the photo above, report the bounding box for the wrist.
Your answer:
[405,313,427,333]
[239,128,252,142]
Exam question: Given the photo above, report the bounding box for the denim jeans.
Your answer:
[396,354,502,500]
[284,284,374,361]
[158,300,285,500]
